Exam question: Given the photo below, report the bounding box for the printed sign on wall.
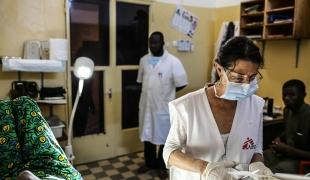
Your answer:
[171,6,198,38]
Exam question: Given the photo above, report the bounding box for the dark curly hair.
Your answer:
[283,79,306,94]
[214,36,263,82]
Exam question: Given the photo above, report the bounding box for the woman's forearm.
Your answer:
[168,149,207,174]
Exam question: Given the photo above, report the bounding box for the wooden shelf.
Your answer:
[242,12,264,17]
[267,6,294,13]
[242,24,263,29]
[265,35,293,39]
[266,21,293,26]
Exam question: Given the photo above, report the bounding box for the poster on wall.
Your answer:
[171,6,198,38]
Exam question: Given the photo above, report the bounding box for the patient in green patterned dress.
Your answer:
[0,96,82,180]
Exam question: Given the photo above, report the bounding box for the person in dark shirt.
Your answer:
[264,79,310,174]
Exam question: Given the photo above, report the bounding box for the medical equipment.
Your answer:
[65,57,94,164]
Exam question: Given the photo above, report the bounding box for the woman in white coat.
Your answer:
[163,36,273,179]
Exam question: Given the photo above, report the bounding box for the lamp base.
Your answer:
[65,145,75,164]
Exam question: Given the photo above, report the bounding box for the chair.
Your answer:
[299,160,310,174]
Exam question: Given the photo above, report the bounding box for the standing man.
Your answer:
[264,79,310,174]
[137,31,188,178]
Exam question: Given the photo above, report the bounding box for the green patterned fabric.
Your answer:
[0,99,22,179]
[0,96,82,180]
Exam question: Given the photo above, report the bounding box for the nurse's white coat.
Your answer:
[163,88,264,179]
[137,50,188,145]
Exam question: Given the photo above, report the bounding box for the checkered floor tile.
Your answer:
[76,152,168,180]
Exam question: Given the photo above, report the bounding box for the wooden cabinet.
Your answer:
[240,0,265,39]
[240,0,310,40]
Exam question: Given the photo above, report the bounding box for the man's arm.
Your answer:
[172,57,188,92]
[271,142,310,159]
[289,146,310,159]
[271,109,310,159]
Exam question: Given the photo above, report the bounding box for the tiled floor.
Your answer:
[76,152,168,180]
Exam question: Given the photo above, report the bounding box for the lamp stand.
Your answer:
[65,79,84,164]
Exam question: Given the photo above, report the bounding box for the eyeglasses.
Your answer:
[225,69,263,84]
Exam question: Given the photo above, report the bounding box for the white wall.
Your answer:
[215,0,241,7]
[156,0,241,8]
[156,0,215,7]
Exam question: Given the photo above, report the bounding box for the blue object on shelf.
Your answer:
[268,14,292,23]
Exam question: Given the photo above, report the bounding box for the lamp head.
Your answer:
[73,57,94,80]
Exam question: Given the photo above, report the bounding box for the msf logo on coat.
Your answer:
[242,137,256,150]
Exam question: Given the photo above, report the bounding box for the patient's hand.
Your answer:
[17,170,40,180]
[272,137,281,144]
[270,142,294,156]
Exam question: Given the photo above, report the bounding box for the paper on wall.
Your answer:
[49,38,68,61]
[171,6,198,38]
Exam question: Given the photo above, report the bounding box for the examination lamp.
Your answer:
[65,57,94,164]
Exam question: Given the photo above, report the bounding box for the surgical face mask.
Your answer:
[247,78,259,96]
[214,76,259,101]
[148,56,161,65]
